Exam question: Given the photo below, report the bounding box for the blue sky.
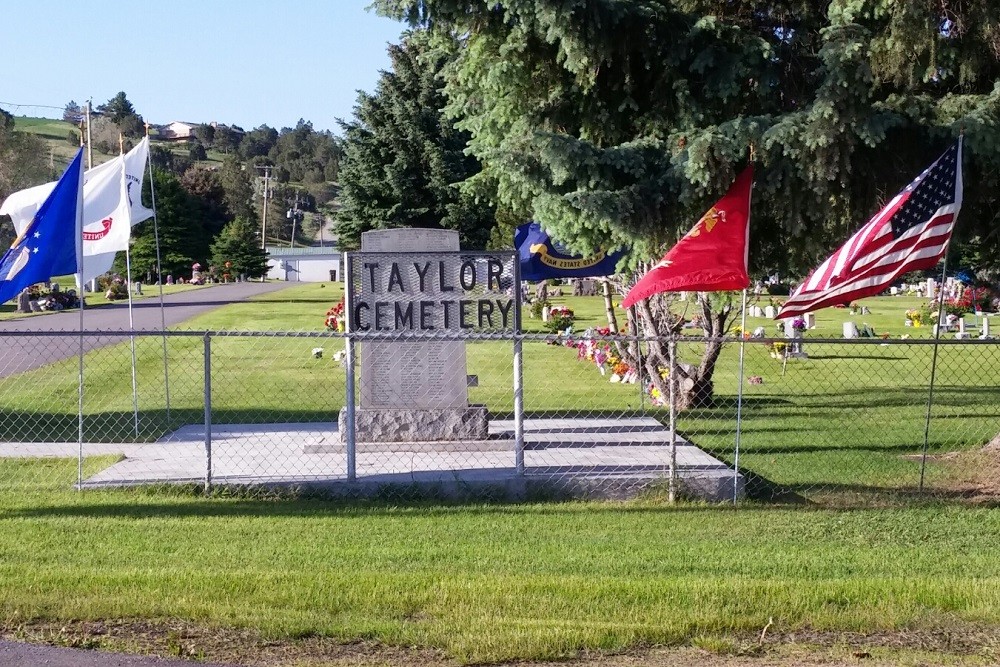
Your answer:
[1,1,406,133]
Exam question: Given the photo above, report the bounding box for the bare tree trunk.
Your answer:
[602,279,619,333]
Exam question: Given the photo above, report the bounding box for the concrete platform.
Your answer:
[2,418,743,502]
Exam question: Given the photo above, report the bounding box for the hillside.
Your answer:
[12,115,228,170]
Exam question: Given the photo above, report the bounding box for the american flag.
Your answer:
[777,139,963,319]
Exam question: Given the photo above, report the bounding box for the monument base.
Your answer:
[337,405,489,443]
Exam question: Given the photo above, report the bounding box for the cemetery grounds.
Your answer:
[0,283,999,666]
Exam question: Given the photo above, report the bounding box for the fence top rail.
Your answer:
[1,329,1000,345]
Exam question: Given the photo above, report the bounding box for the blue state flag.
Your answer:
[516,222,627,281]
[0,149,84,304]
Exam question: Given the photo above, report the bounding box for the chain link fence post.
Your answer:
[513,260,525,476]
[343,253,357,482]
[203,332,212,493]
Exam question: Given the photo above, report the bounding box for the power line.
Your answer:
[0,100,67,113]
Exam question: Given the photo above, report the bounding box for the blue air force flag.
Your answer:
[516,223,627,281]
[0,149,84,304]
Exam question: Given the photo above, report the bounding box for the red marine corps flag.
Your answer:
[622,167,752,308]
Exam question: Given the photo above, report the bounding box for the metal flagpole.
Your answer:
[919,256,951,492]
[73,149,86,490]
[919,135,964,492]
[733,288,748,504]
[667,338,678,503]
[120,136,140,436]
[733,151,755,504]
[144,126,172,423]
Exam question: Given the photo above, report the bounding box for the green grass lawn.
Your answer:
[1,284,999,662]
[1,283,997,502]
[0,461,998,663]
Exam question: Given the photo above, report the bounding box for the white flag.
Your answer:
[1,137,155,246]
[0,137,155,283]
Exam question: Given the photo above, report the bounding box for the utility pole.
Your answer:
[256,165,273,282]
[85,99,93,169]
[286,191,302,248]
[256,165,272,250]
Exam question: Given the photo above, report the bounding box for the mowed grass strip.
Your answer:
[1,459,999,663]
[0,460,1000,662]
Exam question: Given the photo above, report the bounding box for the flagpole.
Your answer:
[145,125,172,423]
[120,136,140,437]
[733,288,748,504]
[74,149,86,491]
[732,147,755,504]
[919,135,963,492]
[667,337,678,503]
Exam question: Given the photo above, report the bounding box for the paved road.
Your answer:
[0,282,291,332]
[0,640,238,667]
[0,281,292,378]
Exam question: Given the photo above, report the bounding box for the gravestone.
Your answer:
[926,278,936,299]
[804,313,816,329]
[340,228,514,443]
[783,319,807,358]
[843,322,859,339]
[15,289,30,314]
[750,305,763,318]
[764,305,776,319]
[890,286,899,296]
[983,317,991,339]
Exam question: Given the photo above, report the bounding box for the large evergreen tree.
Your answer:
[127,170,206,279]
[376,0,1000,406]
[335,29,496,249]
[376,1,1000,273]
[210,217,269,279]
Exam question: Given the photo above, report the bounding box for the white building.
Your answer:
[266,246,340,282]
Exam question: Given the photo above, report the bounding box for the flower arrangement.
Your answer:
[791,317,807,332]
[905,307,930,327]
[943,287,995,316]
[325,299,346,332]
[544,305,575,333]
[770,341,787,359]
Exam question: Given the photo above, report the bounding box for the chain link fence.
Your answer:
[1,329,998,505]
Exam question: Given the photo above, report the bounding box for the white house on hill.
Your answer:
[159,121,198,141]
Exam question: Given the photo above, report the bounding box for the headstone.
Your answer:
[958,318,967,335]
[541,305,550,322]
[15,289,30,313]
[341,228,514,443]
[166,275,174,285]
[581,279,596,296]
[764,305,776,319]
[983,317,991,338]
[926,278,936,299]
[804,313,815,329]
[29,300,41,313]
[750,306,763,318]
[890,286,899,296]
[134,281,143,296]
[843,322,859,339]
[783,319,807,358]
